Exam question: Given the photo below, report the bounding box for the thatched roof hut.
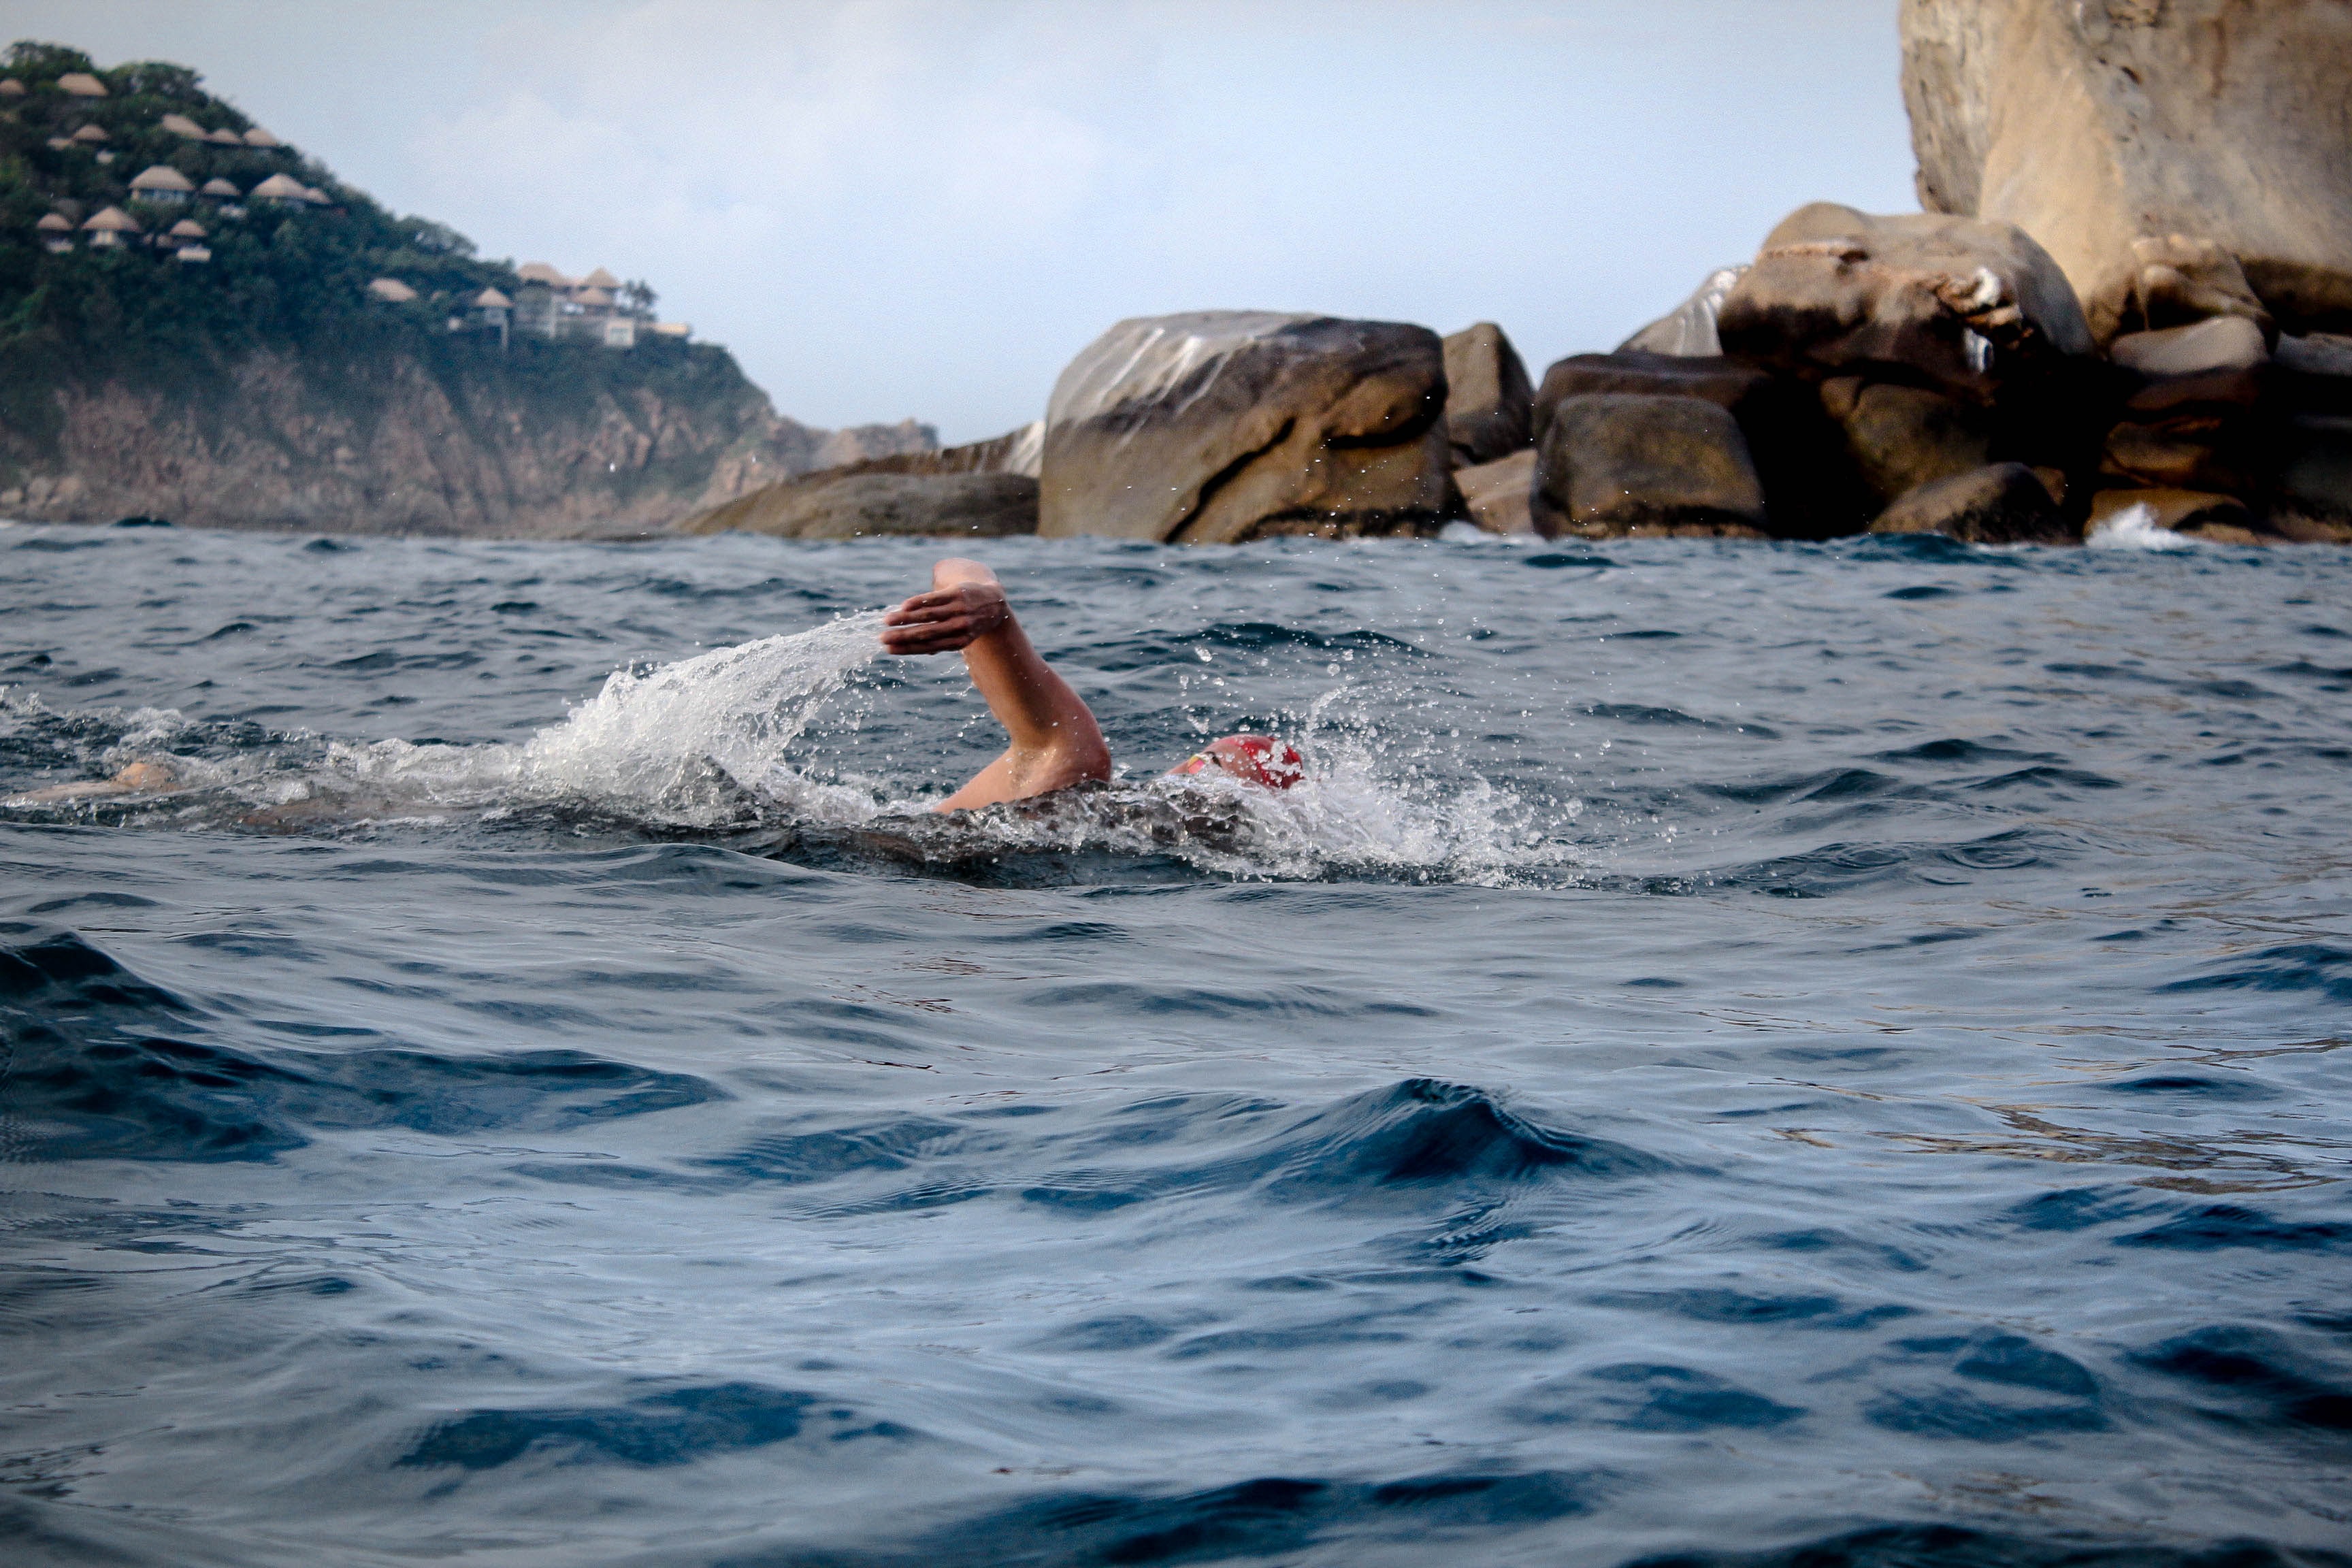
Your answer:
[206,127,244,146]
[578,266,621,290]
[517,261,570,287]
[472,287,514,310]
[168,218,207,240]
[366,278,419,303]
[56,72,108,98]
[69,124,108,144]
[36,212,71,233]
[242,127,282,148]
[201,177,240,198]
[129,165,198,197]
[1,79,29,97]
[574,286,615,309]
[159,113,206,138]
[81,206,141,233]
[250,173,309,203]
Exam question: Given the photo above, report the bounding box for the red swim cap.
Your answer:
[1168,734,1305,789]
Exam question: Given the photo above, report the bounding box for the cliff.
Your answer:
[0,42,921,535]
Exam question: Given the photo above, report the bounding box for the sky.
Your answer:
[3,1,1918,443]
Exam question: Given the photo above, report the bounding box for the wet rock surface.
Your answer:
[1868,461,2071,544]
[1036,312,1455,544]
[1533,393,1767,539]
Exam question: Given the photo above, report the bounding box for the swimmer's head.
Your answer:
[1166,734,1304,790]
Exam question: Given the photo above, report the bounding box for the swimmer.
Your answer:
[881,557,1302,811]
[5,758,179,805]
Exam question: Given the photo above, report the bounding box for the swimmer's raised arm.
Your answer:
[881,559,1111,812]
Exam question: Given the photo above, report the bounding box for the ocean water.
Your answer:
[3,522,2349,1567]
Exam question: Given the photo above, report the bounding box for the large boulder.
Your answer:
[1036,312,1455,544]
[1454,449,1537,535]
[1533,351,1866,536]
[1533,394,1767,539]
[1716,202,2094,401]
[1867,462,2072,544]
[1900,0,2352,342]
[1822,377,1993,503]
[1440,322,1534,466]
[677,470,1039,540]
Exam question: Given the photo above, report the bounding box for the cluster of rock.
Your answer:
[685,0,2351,549]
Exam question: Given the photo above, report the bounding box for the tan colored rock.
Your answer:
[1869,463,2072,544]
[1440,322,1534,467]
[1900,0,2352,342]
[2101,415,2249,494]
[1536,351,1865,536]
[1716,202,2092,401]
[1454,449,1537,535]
[677,470,1037,540]
[2110,316,2268,379]
[1038,312,1454,544]
[1823,378,1992,504]
[1533,394,1767,540]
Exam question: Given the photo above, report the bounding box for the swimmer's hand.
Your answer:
[881,581,1011,655]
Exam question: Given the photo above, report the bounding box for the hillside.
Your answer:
[0,42,926,534]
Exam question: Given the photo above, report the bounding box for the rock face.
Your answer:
[1716,202,2093,401]
[1821,378,1992,503]
[1533,394,1767,539]
[1535,351,1866,536]
[1900,0,2352,343]
[1036,312,1456,544]
[0,348,833,536]
[1439,322,1534,466]
[677,470,1038,540]
[811,419,942,470]
[1454,449,1537,535]
[1867,462,2071,543]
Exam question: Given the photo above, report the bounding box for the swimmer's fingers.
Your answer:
[879,586,1007,653]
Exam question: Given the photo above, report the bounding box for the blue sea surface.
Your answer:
[2,523,2349,1567]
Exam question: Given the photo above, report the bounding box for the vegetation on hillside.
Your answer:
[0,41,774,466]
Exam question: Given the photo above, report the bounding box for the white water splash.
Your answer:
[2087,502,2198,552]
[325,611,890,825]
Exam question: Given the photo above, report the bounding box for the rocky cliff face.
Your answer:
[0,344,938,536]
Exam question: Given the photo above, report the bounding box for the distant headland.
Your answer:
[0,41,936,536]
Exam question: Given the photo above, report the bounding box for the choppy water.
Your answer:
[3,522,2349,1567]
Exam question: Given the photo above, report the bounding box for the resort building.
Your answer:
[206,127,244,147]
[129,165,197,203]
[200,177,240,201]
[509,262,654,348]
[37,212,71,252]
[243,127,282,148]
[69,124,107,144]
[248,172,310,206]
[176,246,212,264]
[167,218,207,242]
[56,72,108,99]
[159,112,206,138]
[80,206,140,248]
[0,79,24,98]
[366,278,419,303]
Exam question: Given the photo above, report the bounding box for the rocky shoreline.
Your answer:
[691,1,2351,549]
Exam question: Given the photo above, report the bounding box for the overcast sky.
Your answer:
[5,1,1916,442]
